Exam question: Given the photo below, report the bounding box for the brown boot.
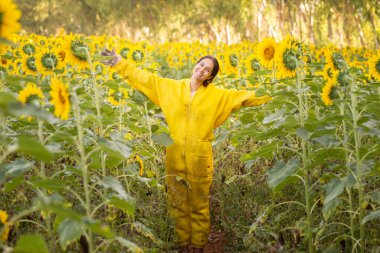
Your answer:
[193,247,204,253]
[179,246,190,253]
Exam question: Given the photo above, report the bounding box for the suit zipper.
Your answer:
[183,99,192,158]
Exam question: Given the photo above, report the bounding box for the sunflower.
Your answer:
[35,49,63,76]
[255,37,276,69]
[21,54,38,76]
[49,78,70,120]
[119,46,131,59]
[107,87,129,106]
[224,49,239,74]
[244,54,261,76]
[63,36,89,69]
[321,79,337,106]
[323,62,337,81]
[368,52,380,81]
[128,45,145,65]
[325,50,346,71]
[18,82,45,120]
[0,0,21,41]
[20,41,36,56]
[274,37,302,79]
[108,68,121,80]
[0,210,10,241]
[18,82,45,104]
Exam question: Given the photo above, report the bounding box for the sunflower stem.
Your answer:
[0,111,6,152]
[339,93,356,248]
[85,48,108,198]
[349,79,365,253]
[37,119,54,250]
[144,101,154,147]
[296,61,314,253]
[73,91,94,253]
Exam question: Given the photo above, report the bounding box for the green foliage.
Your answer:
[14,234,49,253]
[266,158,300,192]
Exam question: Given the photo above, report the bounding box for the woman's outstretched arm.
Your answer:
[101,49,171,107]
[214,88,272,128]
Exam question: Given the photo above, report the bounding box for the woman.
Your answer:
[101,49,271,253]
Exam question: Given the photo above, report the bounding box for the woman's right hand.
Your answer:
[100,48,122,66]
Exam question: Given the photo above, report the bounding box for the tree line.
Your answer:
[17,0,379,48]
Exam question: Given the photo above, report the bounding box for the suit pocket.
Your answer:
[189,155,213,179]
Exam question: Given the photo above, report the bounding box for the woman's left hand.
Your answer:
[100,48,122,66]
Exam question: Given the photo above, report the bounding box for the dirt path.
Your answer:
[204,229,225,253]
[183,229,225,253]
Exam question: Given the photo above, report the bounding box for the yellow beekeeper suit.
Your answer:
[114,59,271,248]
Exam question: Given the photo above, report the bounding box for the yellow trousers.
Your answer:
[165,139,213,248]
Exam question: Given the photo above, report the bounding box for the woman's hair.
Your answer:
[197,55,219,86]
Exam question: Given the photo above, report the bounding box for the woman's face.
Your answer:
[192,58,214,83]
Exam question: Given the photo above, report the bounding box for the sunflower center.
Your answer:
[58,89,66,105]
[0,13,3,26]
[376,59,380,73]
[57,51,65,61]
[264,46,275,61]
[42,53,58,70]
[71,40,88,61]
[23,44,36,56]
[26,56,37,71]
[120,48,130,59]
[132,50,144,62]
[283,50,298,71]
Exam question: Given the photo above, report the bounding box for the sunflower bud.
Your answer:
[285,54,298,71]
[332,52,346,71]
[120,47,130,59]
[335,59,347,71]
[229,53,238,67]
[71,40,88,61]
[250,59,261,71]
[130,49,144,63]
[26,56,37,71]
[22,44,36,56]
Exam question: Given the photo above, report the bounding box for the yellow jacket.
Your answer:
[114,59,271,180]
[114,59,271,140]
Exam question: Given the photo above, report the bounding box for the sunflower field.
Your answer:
[1,0,380,253]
